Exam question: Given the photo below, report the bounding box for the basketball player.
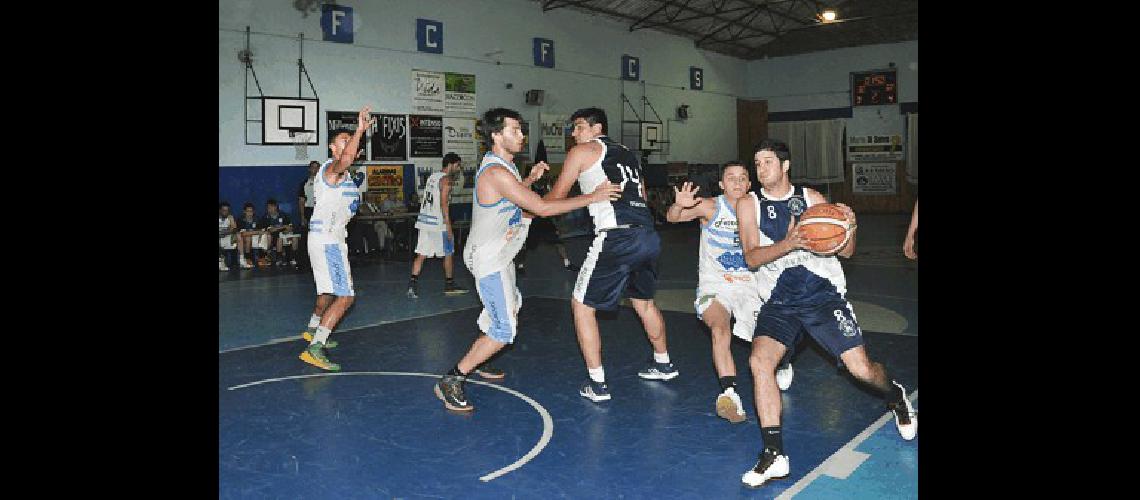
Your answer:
[434,108,622,412]
[407,152,470,298]
[296,105,373,371]
[735,139,917,488]
[665,162,793,424]
[545,107,674,403]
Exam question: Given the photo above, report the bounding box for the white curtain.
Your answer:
[906,113,918,184]
[767,119,845,184]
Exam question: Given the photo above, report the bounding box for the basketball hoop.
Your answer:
[291,130,313,160]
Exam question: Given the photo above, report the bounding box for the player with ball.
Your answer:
[734,139,917,489]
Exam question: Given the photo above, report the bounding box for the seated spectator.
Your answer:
[219,201,238,271]
[237,201,268,269]
[260,198,300,267]
[358,199,394,252]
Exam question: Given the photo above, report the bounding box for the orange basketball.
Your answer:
[798,203,852,255]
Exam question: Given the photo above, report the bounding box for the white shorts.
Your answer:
[250,233,270,250]
[694,278,762,342]
[415,229,454,258]
[219,235,236,250]
[476,265,522,344]
[308,239,354,296]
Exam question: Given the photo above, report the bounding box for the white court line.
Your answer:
[776,391,917,499]
[218,306,480,354]
[226,371,554,482]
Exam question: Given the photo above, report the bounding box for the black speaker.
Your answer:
[677,105,690,120]
[525,89,544,105]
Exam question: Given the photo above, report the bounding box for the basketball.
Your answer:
[798,203,852,255]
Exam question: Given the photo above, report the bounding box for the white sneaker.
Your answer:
[219,262,230,271]
[240,259,252,269]
[715,387,746,423]
[889,381,917,440]
[741,449,789,488]
[776,363,794,391]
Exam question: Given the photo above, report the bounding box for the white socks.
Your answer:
[308,314,322,329]
[588,366,605,383]
[313,326,332,345]
[654,352,671,364]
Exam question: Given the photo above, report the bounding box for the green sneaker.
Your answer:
[299,343,340,371]
[301,331,338,348]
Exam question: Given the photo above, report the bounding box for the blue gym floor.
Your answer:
[219,214,919,498]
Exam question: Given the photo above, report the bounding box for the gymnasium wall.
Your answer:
[219,0,749,171]
[746,41,919,213]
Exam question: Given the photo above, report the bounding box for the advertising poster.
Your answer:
[538,112,571,154]
[411,69,445,114]
[370,113,408,161]
[409,115,443,158]
[367,165,405,202]
[852,163,897,194]
[445,72,477,116]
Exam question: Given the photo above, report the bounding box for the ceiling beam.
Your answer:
[634,4,756,32]
[628,4,668,31]
[696,4,765,45]
[747,8,918,58]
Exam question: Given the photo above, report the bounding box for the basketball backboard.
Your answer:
[262,97,319,145]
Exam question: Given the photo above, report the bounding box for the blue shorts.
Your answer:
[573,226,660,311]
[754,299,864,366]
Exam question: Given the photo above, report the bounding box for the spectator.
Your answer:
[237,201,267,269]
[260,198,299,267]
[219,201,238,271]
[298,161,319,228]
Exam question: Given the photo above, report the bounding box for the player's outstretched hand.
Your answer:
[673,181,699,207]
[359,106,375,129]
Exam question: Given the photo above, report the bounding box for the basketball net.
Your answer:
[292,131,313,160]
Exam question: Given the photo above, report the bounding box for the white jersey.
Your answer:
[416,171,447,231]
[464,153,531,278]
[749,189,847,305]
[219,215,236,249]
[309,159,362,242]
[699,195,754,285]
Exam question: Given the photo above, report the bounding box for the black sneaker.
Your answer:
[516,264,526,276]
[434,374,474,412]
[474,364,505,380]
[443,280,470,296]
[564,262,579,271]
[741,448,790,488]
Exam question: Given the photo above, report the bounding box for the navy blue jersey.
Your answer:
[238,215,262,231]
[577,136,654,230]
[260,212,291,228]
[751,187,848,306]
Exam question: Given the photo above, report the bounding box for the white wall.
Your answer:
[746,40,918,140]
[219,0,749,167]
